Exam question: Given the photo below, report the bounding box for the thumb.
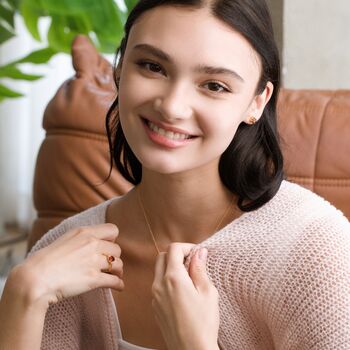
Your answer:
[189,248,211,291]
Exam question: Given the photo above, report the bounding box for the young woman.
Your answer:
[1,0,350,349]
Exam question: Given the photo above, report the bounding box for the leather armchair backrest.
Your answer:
[278,89,350,218]
[28,36,350,251]
[29,36,132,250]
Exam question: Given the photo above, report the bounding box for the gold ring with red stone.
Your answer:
[102,253,115,273]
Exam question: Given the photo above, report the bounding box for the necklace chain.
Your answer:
[137,186,235,255]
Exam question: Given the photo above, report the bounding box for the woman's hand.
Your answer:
[152,243,220,350]
[13,223,124,309]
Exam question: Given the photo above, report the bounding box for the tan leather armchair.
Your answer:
[27,36,350,252]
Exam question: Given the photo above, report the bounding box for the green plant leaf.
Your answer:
[0,22,14,43]
[124,0,138,12]
[14,47,57,64]
[47,15,81,53]
[6,0,21,11]
[38,0,98,15]
[0,83,23,98]
[0,65,43,80]
[19,0,126,54]
[66,14,90,34]
[88,1,123,52]
[0,3,15,29]
[96,32,123,53]
[20,0,42,41]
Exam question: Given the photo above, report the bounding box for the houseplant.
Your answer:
[0,0,137,101]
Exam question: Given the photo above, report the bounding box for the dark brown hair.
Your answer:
[106,0,284,211]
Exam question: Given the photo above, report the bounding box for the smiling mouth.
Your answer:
[141,118,197,141]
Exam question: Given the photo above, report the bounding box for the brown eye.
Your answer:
[147,62,163,73]
[204,82,229,93]
[136,60,165,74]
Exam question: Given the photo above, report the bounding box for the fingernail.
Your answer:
[198,248,208,261]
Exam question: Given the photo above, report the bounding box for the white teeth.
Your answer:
[158,128,166,136]
[147,121,191,141]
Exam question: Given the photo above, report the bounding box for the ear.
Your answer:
[245,81,274,124]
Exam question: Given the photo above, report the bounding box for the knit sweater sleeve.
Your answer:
[28,218,84,350]
[271,210,350,350]
[26,203,109,350]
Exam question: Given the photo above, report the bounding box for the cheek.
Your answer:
[197,104,243,143]
[119,64,162,111]
[119,71,140,117]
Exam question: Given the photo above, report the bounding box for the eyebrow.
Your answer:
[132,43,245,83]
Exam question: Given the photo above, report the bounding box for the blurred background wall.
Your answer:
[268,0,350,89]
[0,17,74,234]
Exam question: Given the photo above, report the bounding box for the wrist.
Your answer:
[5,264,50,312]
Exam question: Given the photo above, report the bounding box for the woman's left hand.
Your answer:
[152,243,220,350]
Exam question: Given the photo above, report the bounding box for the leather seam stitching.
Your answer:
[46,129,107,142]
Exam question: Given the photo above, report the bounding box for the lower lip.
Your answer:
[141,118,197,149]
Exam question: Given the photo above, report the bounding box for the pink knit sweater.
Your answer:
[28,181,350,349]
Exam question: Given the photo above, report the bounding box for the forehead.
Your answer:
[125,5,261,81]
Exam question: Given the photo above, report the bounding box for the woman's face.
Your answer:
[118,5,272,175]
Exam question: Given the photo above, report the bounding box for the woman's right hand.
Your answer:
[12,223,124,309]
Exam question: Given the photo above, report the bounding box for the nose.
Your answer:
[153,82,193,122]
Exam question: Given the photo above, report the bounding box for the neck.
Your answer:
[130,167,240,249]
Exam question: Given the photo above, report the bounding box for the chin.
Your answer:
[141,159,188,175]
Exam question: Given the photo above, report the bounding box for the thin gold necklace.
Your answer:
[136,186,235,255]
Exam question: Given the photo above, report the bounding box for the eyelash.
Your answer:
[203,81,230,93]
[135,59,231,94]
[136,60,164,74]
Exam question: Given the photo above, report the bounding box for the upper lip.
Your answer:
[142,116,198,136]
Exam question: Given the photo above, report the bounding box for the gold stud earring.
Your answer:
[248,116,257,125]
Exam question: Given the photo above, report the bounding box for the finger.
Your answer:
[100,255,124,279]
[189,248,211,292]
[95,240,123,277]
[153,252,167,286]
[97,272,125,292]
[166,243,196,273]
[76,224,120,242]
[97,240,122,259]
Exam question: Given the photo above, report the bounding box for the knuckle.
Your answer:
[88,280,98,290]
[168,242,180,252]
[85,235,99,247]
[88,271,99,289]
[151,298,159,311]
[105,223,119,234]
[117,258,123,268]
[114,244,121,257]
[151,282,162,297]
[74,226,91,236]
[115,277,124,290]
[164,272,179,287]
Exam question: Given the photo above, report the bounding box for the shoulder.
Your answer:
[199,180,349,256]
[281,182,350,287]
[262,183,350,347]
[28,198,115,256]
[269,180,349,228]
[268,180,350,264]
[280,180,350,272]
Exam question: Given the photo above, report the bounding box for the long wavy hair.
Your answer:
[105,0,284,211]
